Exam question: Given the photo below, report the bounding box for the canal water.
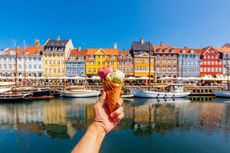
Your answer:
[0,97,229,153]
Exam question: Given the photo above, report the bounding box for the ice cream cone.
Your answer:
[102,79,122,113]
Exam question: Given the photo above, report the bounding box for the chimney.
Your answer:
[160,42,164,46]
[57,35,61,41]
[140,38,144,44]
[78,46,81,51]
[114,42,118,49]
[34,39,40,46]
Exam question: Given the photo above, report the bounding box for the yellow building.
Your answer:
[43,37,74,77]
[130,38,154,77]
[134,53,154,77]
[86,48,119,76]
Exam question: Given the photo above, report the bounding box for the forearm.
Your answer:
[72,122,106,153]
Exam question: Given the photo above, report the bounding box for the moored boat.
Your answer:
[121,94,134,98]
[0,92,32,102]
[0,87,11,93]
[130,84,191,98]
[214,90,230,98]
[60,89,100,98]
[13,87,53,100]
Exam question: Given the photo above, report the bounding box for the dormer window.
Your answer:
[120,54,124,58]
[89,55,94,59]
[170,49,174,53]
[190,49,194,53]
[163,48,167,52]
[110,55,115,59]
[156,49,160,53]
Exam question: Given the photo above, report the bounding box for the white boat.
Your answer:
[214,90,230,98]
[0,87,11,94]
[60,89,100,98]
[130,84,191,98]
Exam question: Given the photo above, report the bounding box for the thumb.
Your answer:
[98,91,106,104]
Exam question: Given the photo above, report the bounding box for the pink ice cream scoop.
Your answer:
[98,66,115,79]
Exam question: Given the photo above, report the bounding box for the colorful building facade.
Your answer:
[217,47,230,75]
[200,46,222,77]
[86,48,118,76]
[0,48,19,77]
[66,49,86,77]
[153,45,178,80]
[177,48,201,77]
[43,37,74,77]
[130,38,154,77]
[118,50,133,76]
[18,44,43,77]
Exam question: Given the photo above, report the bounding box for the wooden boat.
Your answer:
[13,87,53,100]
[130,84,191,98]
[0,92,32,102]
[60,89,100,98]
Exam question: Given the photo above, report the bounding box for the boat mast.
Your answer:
[148,41,151,91]
[15,47,18,87]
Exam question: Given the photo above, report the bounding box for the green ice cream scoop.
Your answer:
[106,70,125,84]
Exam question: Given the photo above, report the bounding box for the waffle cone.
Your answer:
[102,79,122,113]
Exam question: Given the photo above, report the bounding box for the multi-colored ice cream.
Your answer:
[98,66,125,113]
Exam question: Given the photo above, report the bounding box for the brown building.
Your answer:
[153,44,179,80]
[118,50,133,76]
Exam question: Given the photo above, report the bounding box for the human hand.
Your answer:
[93,91,124,133]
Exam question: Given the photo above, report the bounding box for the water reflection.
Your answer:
[0,98,229,139]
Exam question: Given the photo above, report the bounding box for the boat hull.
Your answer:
[60,91,100,98]
[130,89,191,98]
[0,93,32,102]
[214,90,230,98]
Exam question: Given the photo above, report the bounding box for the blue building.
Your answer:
[178,48,200,77]
[66,49,86,77]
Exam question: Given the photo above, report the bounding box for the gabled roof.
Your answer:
[118,50,132,60]
[24,46,43,56]
[86,48,118,55]
[44,39,69,47]
[0,48,25,56]
[201,46,220,55]
[67,49,87,61]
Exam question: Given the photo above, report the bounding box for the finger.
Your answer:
[110,106,124,118]
[113,112,124,122]
[97,91,106,104]
[117,98,123,107]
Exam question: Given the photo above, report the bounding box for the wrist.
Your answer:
[92,121,107,136]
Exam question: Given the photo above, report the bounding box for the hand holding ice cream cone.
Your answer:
[98,66,125,113]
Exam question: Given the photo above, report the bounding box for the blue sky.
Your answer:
[0,0,230,49]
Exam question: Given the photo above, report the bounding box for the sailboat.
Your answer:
[130,42,191,99]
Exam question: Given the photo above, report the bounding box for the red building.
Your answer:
[200,46,222,77]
